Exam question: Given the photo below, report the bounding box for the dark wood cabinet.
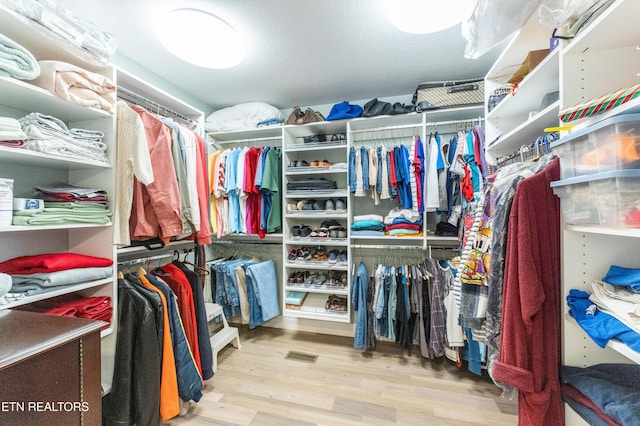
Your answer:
[0,310,104,426]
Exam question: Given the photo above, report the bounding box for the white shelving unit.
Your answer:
[207,107,479,329]
[484,11,560,163]
[553,1,640,423]
[557,0,640,364]
[0,5,117,391]
[282,121,351,323]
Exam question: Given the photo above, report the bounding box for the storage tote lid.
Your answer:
[550,169,640,188]
[550,113,640,149]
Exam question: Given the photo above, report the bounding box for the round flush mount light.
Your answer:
[384,0,474,34]
[158,8,244,69]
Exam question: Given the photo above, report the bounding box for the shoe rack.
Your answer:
[281,121,351,323]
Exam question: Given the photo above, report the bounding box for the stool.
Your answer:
[205,302,240,373]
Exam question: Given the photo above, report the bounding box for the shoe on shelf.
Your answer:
[287,249,298,262]
[318,159,333,167]
[335,198,346,211]
[286,202,298,213]
[296,200,306,211]
[291,225,301,240]
[325,199,335,211]
[300,225,312,238]
[328,249,339,264]
[337,227,347,238]
[339,250,348,265]
[312,199,325,210]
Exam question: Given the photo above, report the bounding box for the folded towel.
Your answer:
[29,60,115,113]
[0,33,40,80]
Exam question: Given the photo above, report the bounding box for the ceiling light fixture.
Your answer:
[384,0,474,34]
[158,8,244,69]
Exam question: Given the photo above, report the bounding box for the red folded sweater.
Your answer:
[0,253,113,274]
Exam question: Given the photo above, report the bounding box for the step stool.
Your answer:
[205,302,240,373]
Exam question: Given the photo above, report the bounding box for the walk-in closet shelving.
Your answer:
[483,11,560,163]
[282,120,351,323]
[0,4,117,391]
[480,1,640,423]
[556,0,640,369]
[207,126,284,241]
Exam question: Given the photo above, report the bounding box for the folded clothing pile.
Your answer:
[29,60,116,113]
[1,0,117,65]
[18,112,108,163]
[16,295,112,328]
[13,181,111,226]
[0,116,27,147]
[0,33,40,80]
[351,213,385,237]
[286,178,337,192]
[561,363,640,426]
[0,252,113,297]
[383,208,423,237]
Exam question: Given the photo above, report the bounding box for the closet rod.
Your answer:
[211,135,282,145]
[425,116,484,129]
[117,85,199,127]
[350,244,425,250]
[349,122,422,135]
[117,252,175,267]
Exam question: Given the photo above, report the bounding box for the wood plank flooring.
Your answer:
[162,327,518,426]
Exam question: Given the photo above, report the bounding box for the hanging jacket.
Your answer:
[135,273,181,419]
[173,261,214,380]
[145,273,204,402]
[103,277,160,426]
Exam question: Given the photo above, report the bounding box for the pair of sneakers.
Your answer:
[291,224,312,239]
[324,198,346,212]
[328,249,347,265]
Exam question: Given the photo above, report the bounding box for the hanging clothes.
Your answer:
[491,158,562,426]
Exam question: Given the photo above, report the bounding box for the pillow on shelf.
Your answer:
[205,102,285,132]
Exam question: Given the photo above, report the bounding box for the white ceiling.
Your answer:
[64,0,505,111]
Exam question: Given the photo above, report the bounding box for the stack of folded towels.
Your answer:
[0,252,113,297]
[0,117,27,147]
[351,214,385,237]
[0,33,40,80]
[384,208,423,237]
[13,181,111,226]
[18,112,108,163]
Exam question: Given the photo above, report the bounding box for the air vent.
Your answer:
[284,351,318,364]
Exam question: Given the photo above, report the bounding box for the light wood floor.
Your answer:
[163,327,518,426]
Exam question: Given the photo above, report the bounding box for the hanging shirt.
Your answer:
[379,145,390,200]
[114,101,154,247]
[181,127,201,231]
[424,134,441,212]
[368,146,379,205]
[225,148,240,234]
[262,147,282,233]
[129,105,182,241]
[163,120,195,240]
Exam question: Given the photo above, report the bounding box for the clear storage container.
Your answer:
[551,170,640,227]
[551,114,640,179]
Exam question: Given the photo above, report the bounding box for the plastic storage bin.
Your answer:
[551,170,640,227]
[551,114,640,179]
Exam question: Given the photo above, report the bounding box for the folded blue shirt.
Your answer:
[602,265,640,292]
[567,289,640,352]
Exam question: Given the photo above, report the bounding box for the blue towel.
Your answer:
[602,265,640,292]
